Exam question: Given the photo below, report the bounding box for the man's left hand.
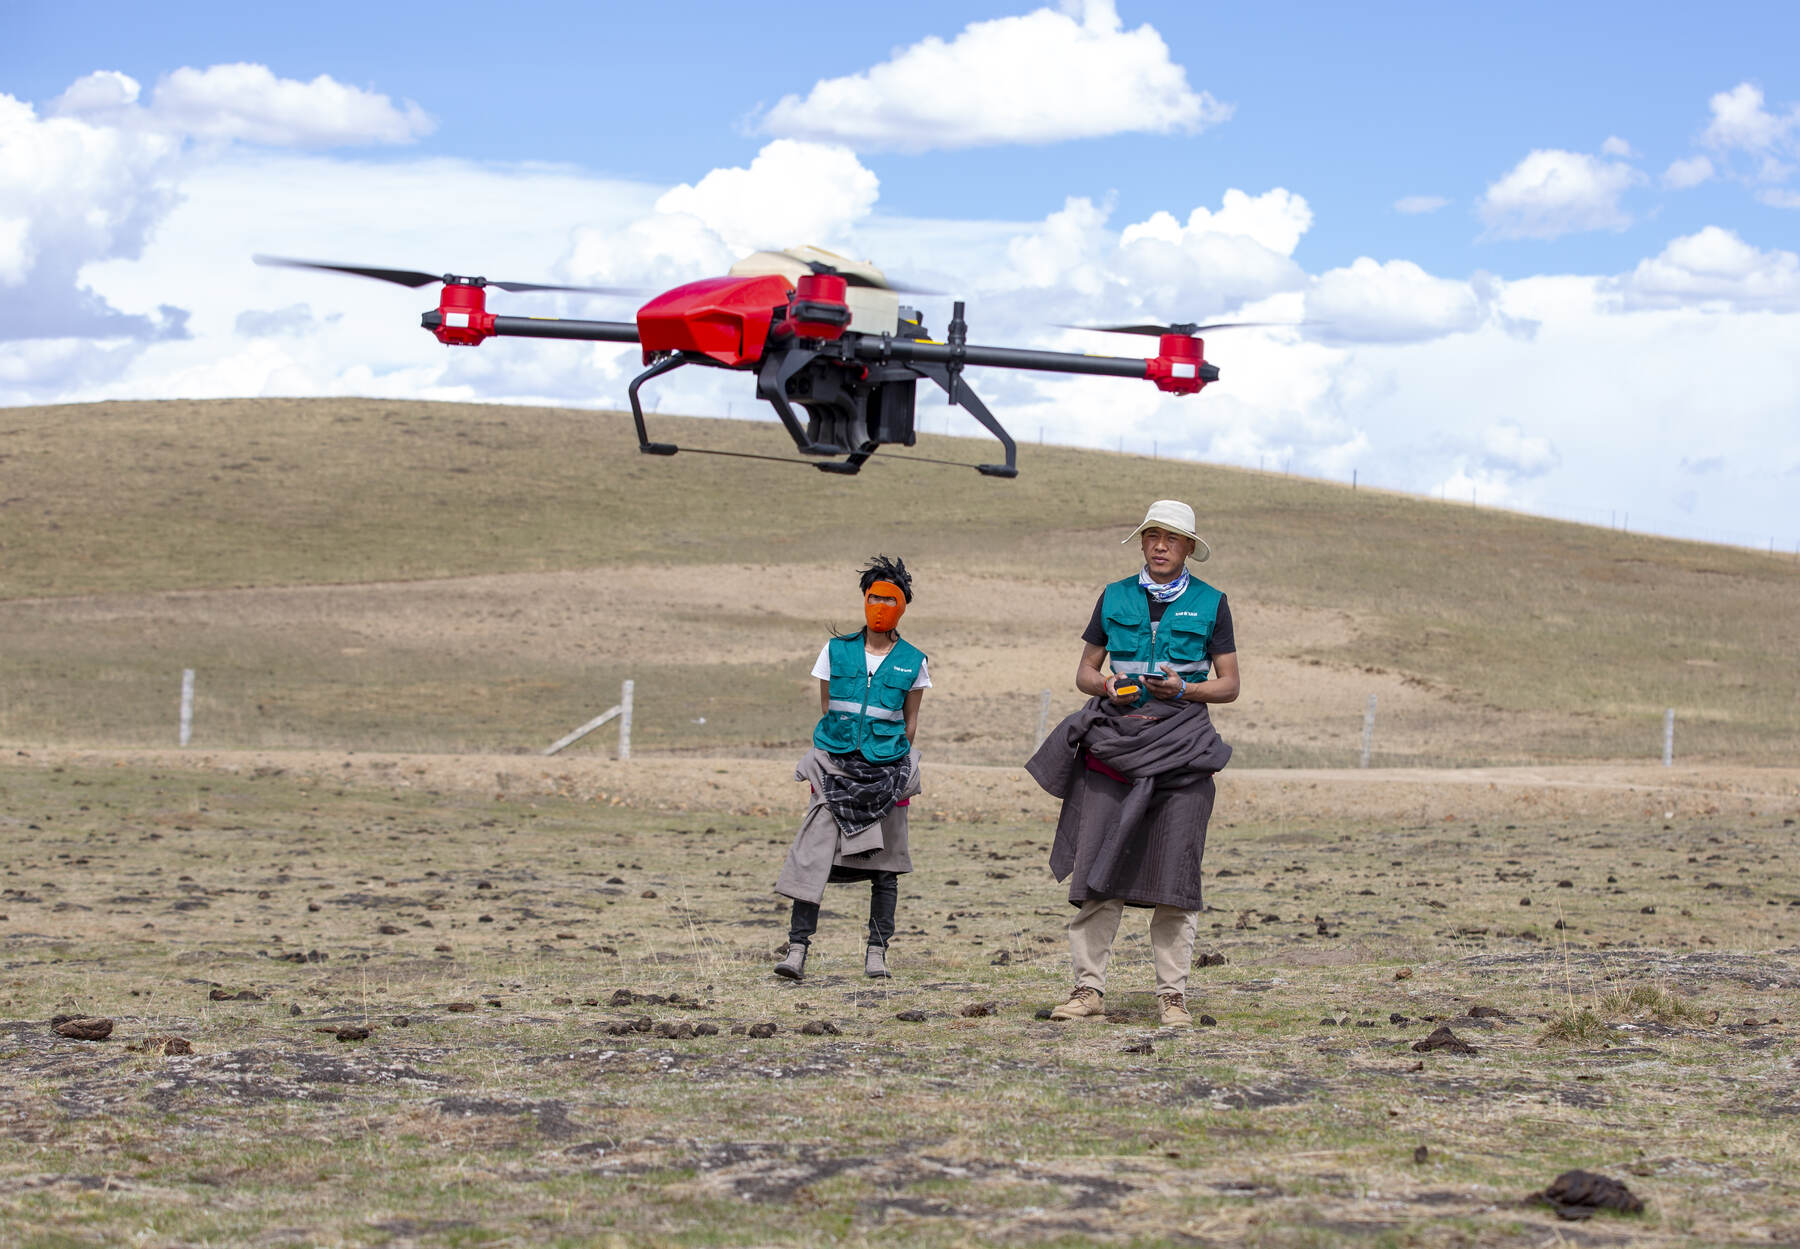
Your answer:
[1145,664,1186,701]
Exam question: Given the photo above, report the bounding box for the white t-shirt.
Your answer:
[812,642,932,689]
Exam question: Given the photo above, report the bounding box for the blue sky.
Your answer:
[5,0,1799,546]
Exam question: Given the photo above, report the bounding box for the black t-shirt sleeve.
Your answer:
[1209,596,1236,657]
[1081,593,1107,647]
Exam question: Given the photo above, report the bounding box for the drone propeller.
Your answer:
[801,258,942,297]
[1063,320,1301,336]
[253,255,638,296]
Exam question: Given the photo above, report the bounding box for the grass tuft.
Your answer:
[1539,1007,1612,1044]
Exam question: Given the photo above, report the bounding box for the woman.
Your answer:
[773,556,929,981]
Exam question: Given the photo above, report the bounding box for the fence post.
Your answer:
[618,679,634,761]
[1662,708,1674,767]
[1360,694,1377,768]
[179,669,195,747]
[1037,689,1052,743]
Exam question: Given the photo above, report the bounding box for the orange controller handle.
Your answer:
[1112,683,1139,698]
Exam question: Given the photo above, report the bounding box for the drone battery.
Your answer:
[868,378,917,446]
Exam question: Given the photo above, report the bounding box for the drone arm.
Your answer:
[420,311,641,344]
[852,337,1219,388]
[857,338,1135,379]
[490,316,641,343]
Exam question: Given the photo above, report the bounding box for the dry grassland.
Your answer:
[2,397,1798,1246]
[2,753,1798,1247]
[4,399,1798,766]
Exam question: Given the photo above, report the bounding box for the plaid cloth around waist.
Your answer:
[819,752,913,837]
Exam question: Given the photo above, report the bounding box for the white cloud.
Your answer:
[1758,188,1800,209]
[147,64,434,147]
[0,89,183,338]
[651,140,878,255]
[1122,187,1311,257]
[1481,421,1559,476]
[1478,148,1643,240]
[1394,195,1449,215]
[1702,82,1799,154]
[49,70,142,123]
[1306,257,1485,343]
[2,66,435,346]
[1614,226,1800,311]
[977,189,1312,323]
[1663,155,1714,189]
[235,303,337,337]
[756,0,1229,152]
[51,64,434,147]
[1601,135,1634,158]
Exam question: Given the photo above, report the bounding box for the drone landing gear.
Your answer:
[911,363,1018,479]
[629,350,854,468]
[628,354,685,456]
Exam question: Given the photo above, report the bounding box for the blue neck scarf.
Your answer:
[1138,565,1190,603]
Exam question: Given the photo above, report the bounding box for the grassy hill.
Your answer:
[2,397,1795,765]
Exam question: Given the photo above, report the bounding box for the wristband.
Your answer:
[1174,681,1186,702]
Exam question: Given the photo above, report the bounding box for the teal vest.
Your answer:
[1100,574,1221,708]
[813,633,924,763]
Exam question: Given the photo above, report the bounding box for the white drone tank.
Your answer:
[728,245,901,334]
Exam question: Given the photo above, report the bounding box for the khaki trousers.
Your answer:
[1068,897,1199,997]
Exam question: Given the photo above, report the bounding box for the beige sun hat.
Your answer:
[1122,499,1211,561]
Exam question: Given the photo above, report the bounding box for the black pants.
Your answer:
[788,869,898,949]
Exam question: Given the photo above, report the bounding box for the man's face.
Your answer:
[1140,527,1195,578]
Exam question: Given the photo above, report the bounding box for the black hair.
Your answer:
[858,555,912,602]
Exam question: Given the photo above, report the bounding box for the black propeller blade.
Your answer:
[1063,320,1302,336]
[802,258,942,296]
[253,255,638,296]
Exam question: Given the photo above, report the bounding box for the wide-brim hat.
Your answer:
[1122,499,1211,562]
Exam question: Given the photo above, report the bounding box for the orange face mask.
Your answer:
[864,580,906,633]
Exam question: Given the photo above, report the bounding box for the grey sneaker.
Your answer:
[773,943,808,980]
[865,945,891,979]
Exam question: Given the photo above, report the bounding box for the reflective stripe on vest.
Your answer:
[1110,659,1209,676]
[827,699,904,722]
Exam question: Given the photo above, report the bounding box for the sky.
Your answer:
[5,0,1799,548]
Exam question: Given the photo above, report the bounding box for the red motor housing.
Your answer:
[636,274,795,368]
[1146,333,1207,395]
[432,282,494,346]
[775,272,852,341]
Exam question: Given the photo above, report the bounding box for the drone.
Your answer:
[254,246,1238,478]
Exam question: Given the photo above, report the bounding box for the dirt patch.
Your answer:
[431,1095,581,1139]
[141,1044,453,1111]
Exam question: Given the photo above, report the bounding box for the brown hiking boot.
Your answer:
[1049,987,1105,1021]
[1158,992,1192,1027]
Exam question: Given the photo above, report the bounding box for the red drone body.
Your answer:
[637,274,793,367]
[259,248,1231,477]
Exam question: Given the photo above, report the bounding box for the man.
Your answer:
[1025,499,1238,1028]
